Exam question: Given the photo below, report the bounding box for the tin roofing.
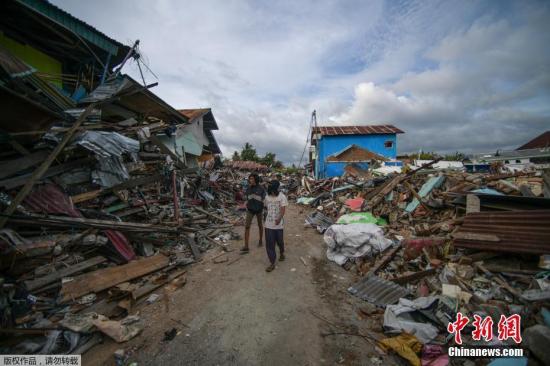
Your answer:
[313,125,404,136]
[14,0,128,56]
[453,210,550,254]
[348,275,410,306]
[517,131,550,150]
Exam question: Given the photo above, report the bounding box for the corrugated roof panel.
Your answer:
[313,125,404,136]
[348,275,410,306]
[453,210,550,254]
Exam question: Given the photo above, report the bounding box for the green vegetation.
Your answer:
[232,142,284,168]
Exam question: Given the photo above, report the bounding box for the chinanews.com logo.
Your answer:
[446,312,524,358]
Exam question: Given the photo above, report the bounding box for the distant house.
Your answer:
[155,108,220,168]
[517,131,550,150]
[310,125,404,178]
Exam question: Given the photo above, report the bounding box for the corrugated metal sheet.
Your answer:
[76,131,139,158]
[348,275,410,306]
[517,131,550,150]
[453,210,550,254]
[23,183,136,262]
[24,183,81,217]
[104,230,136,262]
[327,144,388,162]
[16,0,127,56]
[313,125,404,136]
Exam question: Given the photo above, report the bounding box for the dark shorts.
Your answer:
[245,210,263,228]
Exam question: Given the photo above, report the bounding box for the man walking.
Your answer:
[263,180,288,272]
[241,173,265,253]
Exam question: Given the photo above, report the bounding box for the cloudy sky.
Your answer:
[54,0,550,164]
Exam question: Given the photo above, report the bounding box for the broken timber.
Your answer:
[5,214,178,233]
[25,256,107,292]
[0,104,97,229]
[59,254,169,303]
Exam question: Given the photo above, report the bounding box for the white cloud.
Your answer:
[52,0,550,163]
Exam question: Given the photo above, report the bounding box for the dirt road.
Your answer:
[86,204,379,365]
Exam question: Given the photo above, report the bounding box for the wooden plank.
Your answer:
[59,254,169,303]
[24,256,107,291]
[391,269,436,285]
[0,104,96,229]
[187,235,201,260]
[132,269,186,300]
[474,262,524,301]
[7,214,178,233]
[367,244,401,275]
[193,206,229,223]
[0,150,49,179]
[453,232,500,242]
[71,189,102,204]
[542,169,550,198]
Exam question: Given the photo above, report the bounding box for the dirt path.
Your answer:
[86,204,378,365]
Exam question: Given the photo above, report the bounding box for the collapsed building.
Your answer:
[0,0,244,355]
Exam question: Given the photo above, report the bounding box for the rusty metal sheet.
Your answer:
[348,275,410,306]
[313,125,404,136]
[453,210,550,254]
[24,183,81,217]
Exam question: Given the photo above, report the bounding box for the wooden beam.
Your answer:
[24,256,107,292]
[6,214,179,233]
[391,269,436,285]
[367,244,401,275]
[70,189,102,204]
[8,139,31,156]
[193,206,229,223]
[0,104,96,229]
[59,254,169,303]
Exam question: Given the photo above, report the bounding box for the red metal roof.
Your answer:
[312,125,404,136]
[517,131,550,150]
[453,210,550,254]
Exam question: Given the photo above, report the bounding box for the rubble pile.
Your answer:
[299,160,550,365]
[0,107,243,354]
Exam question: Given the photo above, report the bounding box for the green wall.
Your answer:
[0,31,62,86]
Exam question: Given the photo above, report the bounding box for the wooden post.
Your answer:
[0,104,96,228]
[172,170,179,222]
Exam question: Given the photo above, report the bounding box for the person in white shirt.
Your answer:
[263,180,288,272]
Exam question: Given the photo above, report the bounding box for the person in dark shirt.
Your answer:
[241,173,265,253]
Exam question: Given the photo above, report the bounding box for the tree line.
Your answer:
[231,142,284,169]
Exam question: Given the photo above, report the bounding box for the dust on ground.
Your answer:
[85,204,383,365]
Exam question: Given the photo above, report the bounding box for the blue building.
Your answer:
[310,125,404,178]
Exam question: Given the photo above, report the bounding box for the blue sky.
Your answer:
[53,0,550,163]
